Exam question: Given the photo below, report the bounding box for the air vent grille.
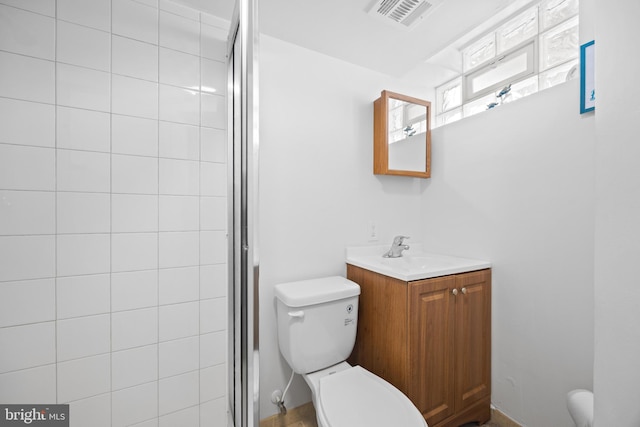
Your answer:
[378,0,430,23]
[368,0,439,29]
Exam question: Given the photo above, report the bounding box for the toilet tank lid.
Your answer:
[274,276,360,307]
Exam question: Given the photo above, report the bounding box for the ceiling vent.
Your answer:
[367,0,442,29]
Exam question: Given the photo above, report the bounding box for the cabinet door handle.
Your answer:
[452,288,458,296]
[461,287,467,294]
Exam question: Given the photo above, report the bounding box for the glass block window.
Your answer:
[434,0,579,128]
[497,6,538,54]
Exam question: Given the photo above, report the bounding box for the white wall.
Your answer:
[258,35,433,418]
[0,1,229,425]
[593,0,640,425]
[421,80,596,426]
[259,21,598,427]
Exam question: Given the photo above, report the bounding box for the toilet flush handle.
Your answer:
[288,310,305,318]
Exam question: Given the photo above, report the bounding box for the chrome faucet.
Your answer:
[383,235,410,258]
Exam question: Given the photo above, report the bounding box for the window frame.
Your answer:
[463,40,538,103]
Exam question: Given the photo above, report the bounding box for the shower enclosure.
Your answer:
[228,0,260,425]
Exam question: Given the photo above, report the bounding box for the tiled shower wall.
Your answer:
[0,0,229,425]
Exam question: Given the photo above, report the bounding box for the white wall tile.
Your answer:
[0,51,54,103]
[112,35,158,82]
[0,322,55,373]
[159,406,198,427]
[0,5,54,59]
[57,0,110,31]
[158,371,198,416]
[57,192,110,234]
[159,0,198,20]
[0,365,56,404]
[0,0,55,16]
[112,233,158,272]
[112,0,158,45]
[112,344,158,390]
[0,98,55,148]
[201,58,225,95]
[57,20,110,71]
[57,63,110,112]
[57,354,111,403]
[159,336,198,378]
[200,364,226,402]
[200,230,226,265]
[159,231,199,268]
[159,47,199,89]
[131,418,159,427]
[112,307,158,351]
[57,314,110,361]
[159,121,199,160]
[200,331,226,368]
[159,301,198,342]
[159,195,199,232]
[112,270,158,312]
[200,197,226,231]
[200,264,226,299]
[199,398,227,426]
[200,127,226,163]
[0,235,55,282]
[69,393,111,427]
[201,93,226,129]
[57,150,110,193]
[112,194,158,233]
[159,84,200,125]
[0,190,55,235]
[0,279,54,328]
[57,106,110,153]
[112,75,159,119]
[159,158,199,196]
[200,298,226,334]
[112,154,158,195]
[200,12,226,27]
[201,24,227,61]
[112,115,158,157]
[159,266,199,305]
[159,11,199,55]
[0,144,55,191]
[57,234,110,277]
[56,274,110,319]
[112,381,158,427]
[200,162,226,197]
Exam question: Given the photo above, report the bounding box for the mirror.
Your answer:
[374,90,431,178]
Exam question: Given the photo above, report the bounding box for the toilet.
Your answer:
[274,276,428,427]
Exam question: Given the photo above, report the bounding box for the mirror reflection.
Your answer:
[388,97,428,172]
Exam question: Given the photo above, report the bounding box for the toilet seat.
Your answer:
[317,366,427,427]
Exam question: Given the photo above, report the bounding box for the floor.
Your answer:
[259,403,517,427]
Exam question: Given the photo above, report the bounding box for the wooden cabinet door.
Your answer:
[455,269,491,412]
[409,275,457,426]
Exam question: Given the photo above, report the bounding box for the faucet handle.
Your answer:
[393,235,410,245]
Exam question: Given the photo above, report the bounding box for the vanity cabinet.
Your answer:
[347,265,491,427]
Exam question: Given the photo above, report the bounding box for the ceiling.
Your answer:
[175,0,534,87]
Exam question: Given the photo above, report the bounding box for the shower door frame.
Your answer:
[227,0,260,426]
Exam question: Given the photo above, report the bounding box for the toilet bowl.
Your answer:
[275,276,427,427]
[567,389,593,427]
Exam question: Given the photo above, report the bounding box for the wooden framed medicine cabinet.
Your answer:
[374,90,431,178]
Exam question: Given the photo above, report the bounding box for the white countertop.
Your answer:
[346,244,491,281]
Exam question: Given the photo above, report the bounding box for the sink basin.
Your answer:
[346,244,491,281]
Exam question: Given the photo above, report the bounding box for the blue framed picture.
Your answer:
[580,40,595,114]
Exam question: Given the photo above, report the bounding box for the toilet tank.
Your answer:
[274,276,360,374]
